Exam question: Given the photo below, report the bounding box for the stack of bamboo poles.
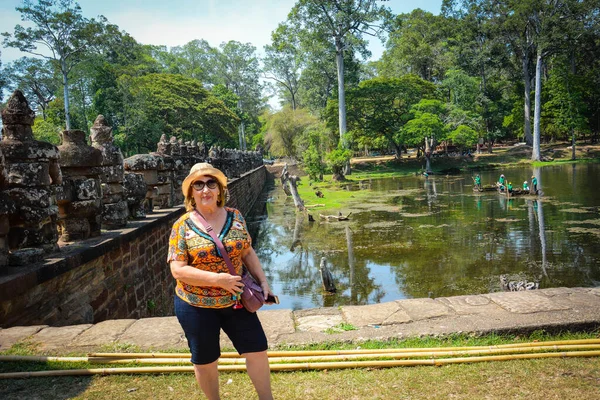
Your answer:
[1,338,600,379]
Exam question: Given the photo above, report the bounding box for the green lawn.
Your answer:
[2,331,600,399]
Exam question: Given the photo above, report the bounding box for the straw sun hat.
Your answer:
[182,162,228,198]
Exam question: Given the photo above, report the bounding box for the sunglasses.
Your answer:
[192,179,218,191]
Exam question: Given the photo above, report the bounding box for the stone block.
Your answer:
[32,324,93,350]
[62,199,102,218]
[58,218,91,241]
[99,165,124,183]
[438,295,502,315]
[118,317,184,349]
[74,178,101,201]
[0,325,46,350]
[485,291,571,313]
[396,298,451,321]
[5,187,53,207]
[342,302,411,327]
[71,319,135,347]
[6,162,51,186]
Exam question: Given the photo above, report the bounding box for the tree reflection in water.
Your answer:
[250,163,600,310]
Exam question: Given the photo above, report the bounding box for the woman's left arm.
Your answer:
[241,246,275,300]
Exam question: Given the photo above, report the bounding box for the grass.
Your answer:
[323,322,358,334]
[2,331,600,399]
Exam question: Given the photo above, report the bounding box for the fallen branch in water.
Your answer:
[319,212,352,221]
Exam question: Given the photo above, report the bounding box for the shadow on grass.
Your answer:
[0,375,93,400]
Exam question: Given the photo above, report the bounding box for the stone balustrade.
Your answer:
[0,90,264,267]
[0,90,62,266]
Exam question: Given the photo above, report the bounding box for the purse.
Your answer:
[194,211,265,312]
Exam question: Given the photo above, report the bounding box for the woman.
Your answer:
[168,162,274,400]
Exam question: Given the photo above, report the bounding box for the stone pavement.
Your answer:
[1,287,599,354]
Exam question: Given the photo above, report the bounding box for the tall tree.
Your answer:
[442,0,512,149]
[288,0,391,172]
[169,39,216,83]
[528,0,577,161]
[212,41,263,150]
[2,0,104,130]
[380,9,451,82]
[263,23,302,110]
[3,57,57,118]
[343,75,438,158]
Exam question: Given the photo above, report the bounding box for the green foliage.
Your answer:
[402,112,446,148]
[344,75,438,157]
[32,116,61,144]
[303,143,324,181]
[448,124,479,150]
[325,147,352,178]
[379,9,450,81]
[442,69,480,112]
[264,106,322,159]
[117,73,239,154]
[544,57,589,141]
[3,57,57,116]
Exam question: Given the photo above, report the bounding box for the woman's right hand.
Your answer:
[219,273,244,295]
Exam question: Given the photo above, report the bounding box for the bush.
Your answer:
[326,147,352,180]
[303,143,325,181]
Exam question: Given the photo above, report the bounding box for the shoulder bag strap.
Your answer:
[194,210,238,276]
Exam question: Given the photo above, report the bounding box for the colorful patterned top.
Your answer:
[167,207,252,308]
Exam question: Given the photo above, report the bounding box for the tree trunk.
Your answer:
[61,62,71,130]
[571,128,576,160]
[281,164,304,210]
[392,141,402,159]
[237,99,246,150]
[335,38,351,176]
[523,55,532,145]
[532,51,543,161]
[345,226,356,302]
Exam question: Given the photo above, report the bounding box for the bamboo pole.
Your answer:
[88,344,600,364]
[2,350,600,379]
[87,338,600,359]
[0,356,89,363]
[3,344,600,365]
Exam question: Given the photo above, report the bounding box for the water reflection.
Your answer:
[247,163,600,310]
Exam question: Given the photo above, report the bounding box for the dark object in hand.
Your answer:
[266,294,279,304]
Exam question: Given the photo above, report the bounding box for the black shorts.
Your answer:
[174,295,268,365]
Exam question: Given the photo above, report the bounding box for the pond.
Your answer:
[247,162,600,311]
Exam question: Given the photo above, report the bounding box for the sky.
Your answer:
[1,0,443,64]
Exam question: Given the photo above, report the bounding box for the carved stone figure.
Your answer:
[90,115,128,228]
[0,90,62,264]
[57,129,103,241]
[123,154,162,213]
[0,147,16,269]
[123,172,147,219]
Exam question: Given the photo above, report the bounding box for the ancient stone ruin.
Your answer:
[0,146,15,269]
[123,154,162,214]
[0,90,62,265]
[90,115,128,228]
[0,90,265,265]
[57,129,103,241]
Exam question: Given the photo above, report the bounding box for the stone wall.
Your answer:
[0,165,267,328]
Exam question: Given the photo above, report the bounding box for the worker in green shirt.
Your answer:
[497,174,506,191]
[523,181,530,191]
[474,174,481,190]
[507,182,513,193]
[531,175,538,193]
